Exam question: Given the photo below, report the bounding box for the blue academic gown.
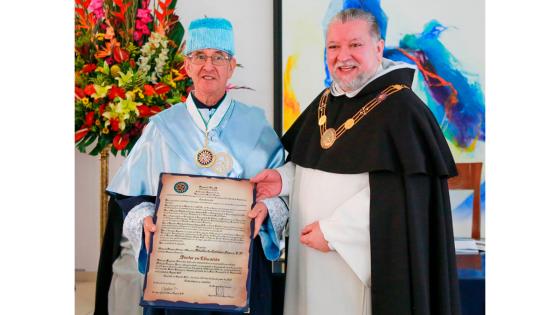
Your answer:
[105,93,286,315]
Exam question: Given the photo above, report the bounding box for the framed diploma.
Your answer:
[141,173,255,313]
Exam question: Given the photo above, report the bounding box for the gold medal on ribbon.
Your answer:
[320,128,337,149]
[195,148,216,168]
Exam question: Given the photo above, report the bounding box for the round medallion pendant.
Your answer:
[211,152,233,176]
[195,148,216,168]
[320,128,337,149]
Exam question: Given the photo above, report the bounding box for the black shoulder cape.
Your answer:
[282,67,462,315]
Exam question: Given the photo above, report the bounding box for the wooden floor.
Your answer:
[75,272,96,315]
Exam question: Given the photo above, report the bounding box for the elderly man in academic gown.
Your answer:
[94,17,288,315]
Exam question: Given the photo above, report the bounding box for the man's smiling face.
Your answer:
[326,19,384,92]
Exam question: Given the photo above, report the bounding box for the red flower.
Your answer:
[75,86,85,99]
[137,105,151,117]
[178,63,187,76]
[154,83,170,95]
[113,134,130,150]
[113,46,130,63]
[108,85,126,100]
[99,103,106,115]
[110,118,120,131]
[137,105,162,118]
[85,111,95,127]
[84,84,96,96]
[150,106,162,115]
[143,84,155,96]
[129,59,136,69]
[75,126,89,142]
[180,95,187,103]
[81,64,97,73]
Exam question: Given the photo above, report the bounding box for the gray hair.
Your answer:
[327,8,381,41]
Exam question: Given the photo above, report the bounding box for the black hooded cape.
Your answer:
[282,67,462,315]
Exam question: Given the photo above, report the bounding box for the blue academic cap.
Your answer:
[186,17,235,56]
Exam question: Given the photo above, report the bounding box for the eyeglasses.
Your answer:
[188,53,231,66]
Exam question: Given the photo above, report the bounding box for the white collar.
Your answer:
[185,92,232,131]
[330,58,415,98]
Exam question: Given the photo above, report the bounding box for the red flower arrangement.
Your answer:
[75,0,192,156]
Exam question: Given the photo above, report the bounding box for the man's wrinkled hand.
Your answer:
[300,221,330,252]
[247,202,269,239]
[143,216,157,252]
[250,169,282,201]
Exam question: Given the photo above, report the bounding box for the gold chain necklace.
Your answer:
[318,84,409,149]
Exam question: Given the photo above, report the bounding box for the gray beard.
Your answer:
[331,69,376,93]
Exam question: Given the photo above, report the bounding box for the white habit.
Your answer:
[278,162,372,315]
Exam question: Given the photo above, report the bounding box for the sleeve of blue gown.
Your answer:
[259,197,289,261]
[120,202,156,273]
[253,124,289,261]
[107,194,157,274]
[106,122,165,197]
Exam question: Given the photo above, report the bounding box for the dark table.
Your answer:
[457,253,486,315]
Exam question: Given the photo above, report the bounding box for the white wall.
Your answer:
[75,0,274,272]
[75,151,125,271]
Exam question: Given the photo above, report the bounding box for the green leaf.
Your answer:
[89,141,103,156]
[82,133,97,148]
[117,69,135,87]
[103,61,110,75]
[89,137,109,156]
[76,142,86,153]
[168,22,184,48]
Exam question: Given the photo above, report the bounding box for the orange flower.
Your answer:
[81,64,97,73]
[143,84,155,96]
[84,84,96,96]
[95,38,119,59]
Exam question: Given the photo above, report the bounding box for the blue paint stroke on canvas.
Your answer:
[386,21,485,149]
[342,0,387,40]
